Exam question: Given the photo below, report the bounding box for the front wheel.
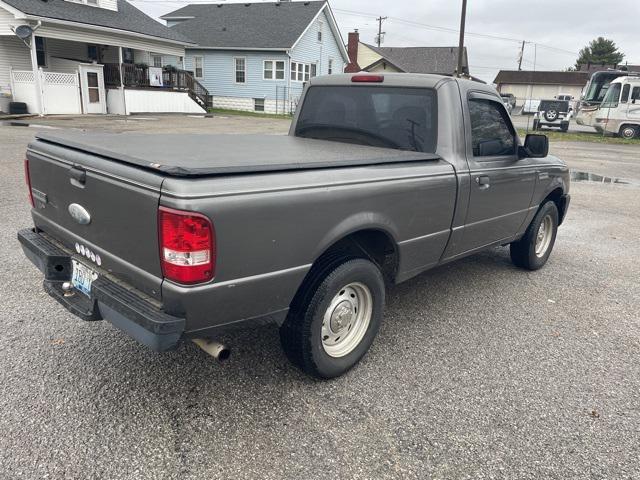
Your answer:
[280,258,385,379]
[620,125,638,139]
[510,201,559,270]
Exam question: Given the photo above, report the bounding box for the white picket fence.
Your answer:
[11,69,82,115]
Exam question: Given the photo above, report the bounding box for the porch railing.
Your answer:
[103,63,212,108]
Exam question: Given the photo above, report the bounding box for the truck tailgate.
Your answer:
[26,138,165,300]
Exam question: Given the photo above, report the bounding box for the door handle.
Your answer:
[475,175,490,189]
[69,166,86,188]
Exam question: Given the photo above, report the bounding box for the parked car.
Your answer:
[19,73,571,379]
[522,98,541,114]
[533,99,571,132]
[592,76,640,138]
[501,93,516,109]
[502,96,514,115]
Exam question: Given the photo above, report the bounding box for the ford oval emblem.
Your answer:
[68,203,91,225]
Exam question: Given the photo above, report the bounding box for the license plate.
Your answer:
[71,260,97,297]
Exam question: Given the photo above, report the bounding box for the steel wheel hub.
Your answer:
[535,215,553,257]
[321,282,373,358]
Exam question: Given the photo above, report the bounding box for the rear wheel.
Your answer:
[620,125,638,139]
[280,258,385,379]
[532,120,539,131]
[510,201,559,270]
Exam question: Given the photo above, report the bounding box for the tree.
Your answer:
[574,37,624,70]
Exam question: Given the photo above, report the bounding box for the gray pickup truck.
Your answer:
[19,73,570,378]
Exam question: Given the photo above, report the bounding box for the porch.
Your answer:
[6,34,208,115]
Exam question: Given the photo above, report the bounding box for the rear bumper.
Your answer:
[18,228,185,351]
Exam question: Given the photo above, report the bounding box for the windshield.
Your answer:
[601,82,622,108]
[295,86,437,152]
[583,72,626,103]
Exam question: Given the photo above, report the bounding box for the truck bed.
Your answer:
[33,132,438,177]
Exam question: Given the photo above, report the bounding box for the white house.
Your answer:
[0,0,208,115]
[160,1,349,114]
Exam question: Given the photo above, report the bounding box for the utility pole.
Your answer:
[456,0,467,77]
[376,16,387,47]
[518,40,525,70]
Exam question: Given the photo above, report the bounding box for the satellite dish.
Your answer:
[14,25,33,40]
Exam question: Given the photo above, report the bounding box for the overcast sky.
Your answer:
[131,0,640,83]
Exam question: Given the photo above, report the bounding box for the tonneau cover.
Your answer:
[33,132,438,177]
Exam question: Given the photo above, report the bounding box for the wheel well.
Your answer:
[323,229,399,283]
[543,188,566,224]
[288,229,398,314]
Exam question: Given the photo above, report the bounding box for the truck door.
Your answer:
[457,92,537,253]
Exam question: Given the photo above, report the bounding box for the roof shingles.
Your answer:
[163,1,326,49]
[493,70,590,86]
[2,0,192,43]
[363,44,468,75]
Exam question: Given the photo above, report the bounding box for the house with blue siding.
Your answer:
[161,1,348,114]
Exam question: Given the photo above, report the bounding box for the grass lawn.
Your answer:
[208,108,292,120]
[517,128,640,145]
[206,107,639,145]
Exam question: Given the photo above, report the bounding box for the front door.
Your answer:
[456,93,537,254]
[79,64,106,114]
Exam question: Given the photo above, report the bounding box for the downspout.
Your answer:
[28,23,44,116]
[118,46,127,115]
[286,49,292,115]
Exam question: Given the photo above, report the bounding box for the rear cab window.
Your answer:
[295,86,438,153]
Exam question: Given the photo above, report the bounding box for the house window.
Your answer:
[254,98,265,112]
[35,36,46,67]
[234,57,246,83]
[264,60,285,80]
[291,62,314,82]
[152,55,163,68]
[193,56,203,79]
[328,58,333,75]
[123,48,134,64]
[310,63,317,78]
[317,21,323,42]
[87,44,101,63]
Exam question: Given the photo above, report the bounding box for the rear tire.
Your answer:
[532,120,539,131]
[280,258,385,379]
[510,201,559,270]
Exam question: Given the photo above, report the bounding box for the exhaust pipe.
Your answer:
[192,338,231,362]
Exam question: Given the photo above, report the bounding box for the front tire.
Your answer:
[280,258,385,379]
[510,201,559,270]
[620,125,638,139]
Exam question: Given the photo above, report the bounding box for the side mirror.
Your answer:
[521,134,549,158]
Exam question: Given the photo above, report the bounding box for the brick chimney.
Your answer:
[345,30,361,73]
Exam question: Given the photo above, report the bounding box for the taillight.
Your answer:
[351,74,384,83]
[24,158,34,207]
[159,207,215,285]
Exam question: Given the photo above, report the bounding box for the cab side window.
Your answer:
[621,84,630,103]
[469,98,516,157]
[632,87,640,103]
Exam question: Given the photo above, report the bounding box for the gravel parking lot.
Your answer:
[1,115,639,479]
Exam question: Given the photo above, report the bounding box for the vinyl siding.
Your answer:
[62,0,117,11]
[185,49,289,101]
[0,36,31,94]
[357,43,382,70]
[289,9,346,97]
[183,7,346,110]
[0,7,17,36]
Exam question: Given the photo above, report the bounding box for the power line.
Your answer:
[332,7,579,56]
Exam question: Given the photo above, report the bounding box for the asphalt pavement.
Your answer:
[0,116,639,479]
